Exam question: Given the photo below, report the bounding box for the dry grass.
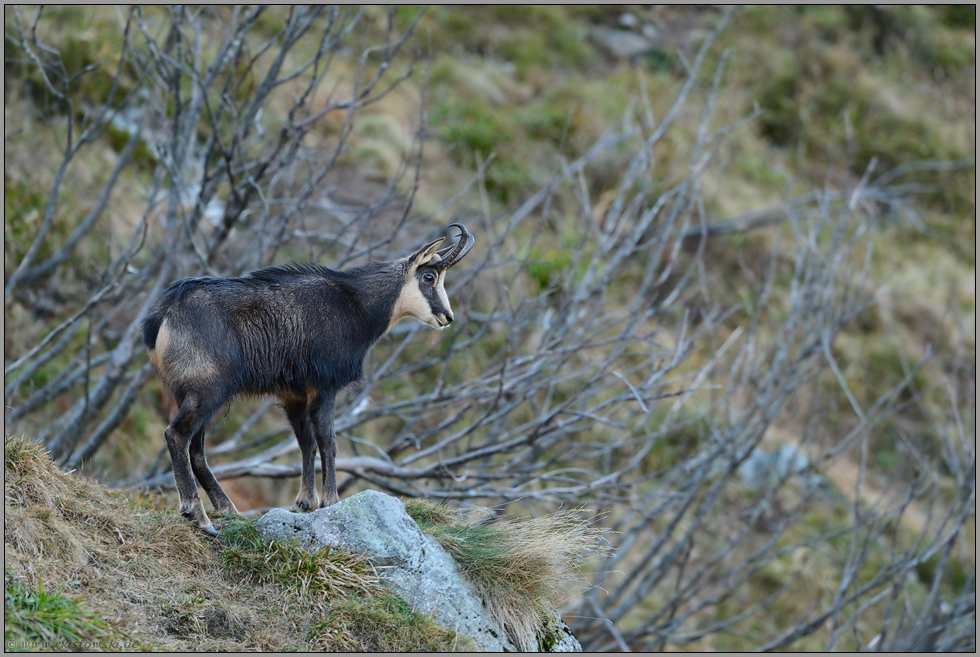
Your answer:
[3,435,462,652]
[404,498,606,651]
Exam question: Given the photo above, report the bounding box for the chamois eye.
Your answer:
[422,272,436,285]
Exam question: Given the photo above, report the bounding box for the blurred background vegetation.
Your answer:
[4,5,975,652]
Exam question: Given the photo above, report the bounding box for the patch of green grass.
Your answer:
[487,159,539,204]
[414,7,594,74]
[639,414,705,476]
[4,180,48,273]
[939,4,976,29]
[748,5,973,216]
[515,102,573,144]
[525,249,572,293]
[4,572,143,652]
[401,497,459,527]
[105,122,158,168]
[6,10,133,113]
[433,97,513,159]
[862,341,930,408]
[308,592,469,652]
[490,6,594,71]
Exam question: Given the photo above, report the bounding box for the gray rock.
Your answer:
[774,444,809,479]
[618,12,639,29]
[591,26,656,59]
[542,611,582,652]
[737,447,774,490]
[256,490,581,652]
[739,444,816,490]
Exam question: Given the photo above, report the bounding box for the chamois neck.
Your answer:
[343,261,407,342]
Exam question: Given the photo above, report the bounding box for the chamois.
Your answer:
[142,224,474,534]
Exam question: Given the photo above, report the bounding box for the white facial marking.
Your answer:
[388,263,453,332]
[390,276,429,330]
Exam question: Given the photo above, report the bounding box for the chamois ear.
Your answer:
[409,237,445,267]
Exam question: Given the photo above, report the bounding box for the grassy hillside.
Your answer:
[4,5,975,652]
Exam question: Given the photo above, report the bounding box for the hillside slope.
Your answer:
[4,434,466,652]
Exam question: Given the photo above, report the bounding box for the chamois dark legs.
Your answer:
[189,425,238,516]
[311,393,340,507]
[164,395,220,535]
[284,399,319,511]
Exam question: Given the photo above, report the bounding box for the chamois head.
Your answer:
[392,223,474,331]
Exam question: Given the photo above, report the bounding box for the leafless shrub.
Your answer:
[5,5,427,462]
[4,6,973,652]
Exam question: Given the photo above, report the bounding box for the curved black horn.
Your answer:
[437,223,474,269]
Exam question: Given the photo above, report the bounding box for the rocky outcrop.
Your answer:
[255,490,581,652]
[737,444,817,490]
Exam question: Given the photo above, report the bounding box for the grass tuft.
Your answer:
[404,498,605,652]
[219,517,382,600]
[4,435,60,508]
[4,435,139,569]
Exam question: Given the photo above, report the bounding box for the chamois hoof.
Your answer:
[295,495,319,512]
[320,493,340,508]
[180,500,215,535]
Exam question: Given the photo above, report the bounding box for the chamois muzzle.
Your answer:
[436,223,474,270]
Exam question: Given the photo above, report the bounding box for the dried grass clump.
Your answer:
[404,498,606,651]
[4,434,138,575]
[5,434,68,508]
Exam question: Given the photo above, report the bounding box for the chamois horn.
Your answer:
[436,223,474,270]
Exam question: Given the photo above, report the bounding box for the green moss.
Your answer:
[756,63,800,147]
[411,7,593,74]
[643,50,676,74]
[487,159,538,204]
